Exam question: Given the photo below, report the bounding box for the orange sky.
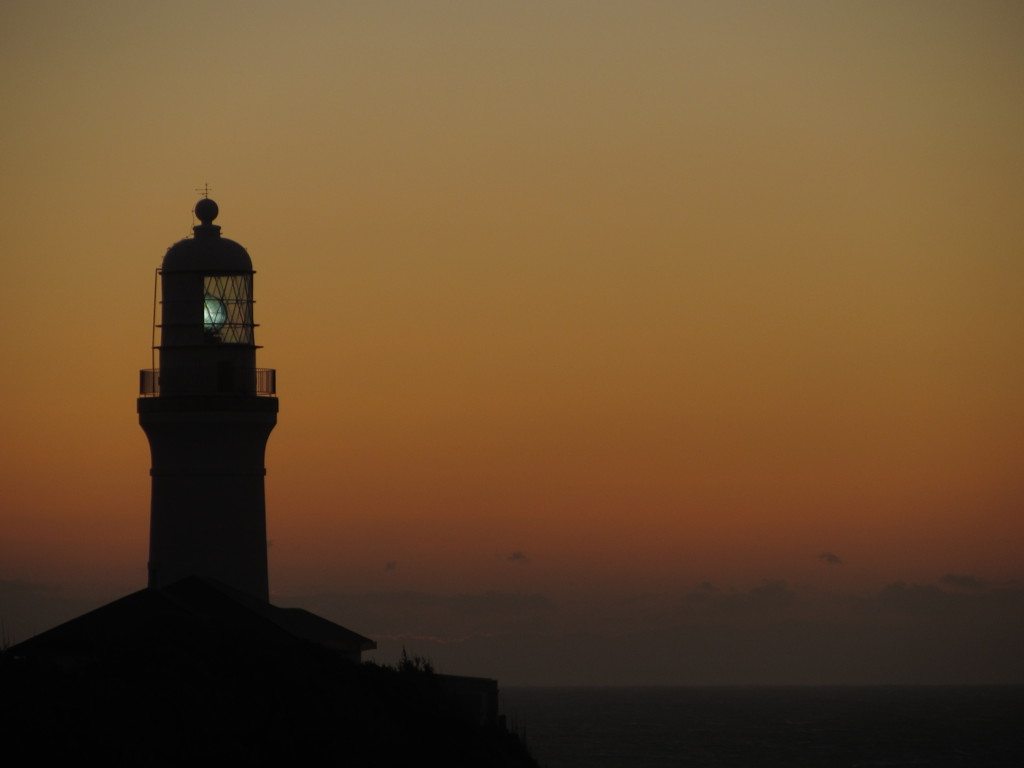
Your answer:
[2,1,1023,681]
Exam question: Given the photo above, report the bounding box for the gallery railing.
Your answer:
[139,368,277,397]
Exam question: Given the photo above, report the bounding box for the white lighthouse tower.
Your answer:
[138,198,277,601]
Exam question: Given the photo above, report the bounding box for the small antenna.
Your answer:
[191,184,212,232]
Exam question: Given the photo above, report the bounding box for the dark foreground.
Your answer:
[2,643,536,766]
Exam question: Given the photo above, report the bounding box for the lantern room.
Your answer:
[140,198,275,398]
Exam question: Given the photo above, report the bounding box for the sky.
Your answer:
[2,0,1023,684]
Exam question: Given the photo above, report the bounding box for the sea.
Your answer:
[499,686,1024,768]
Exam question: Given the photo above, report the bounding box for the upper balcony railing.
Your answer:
[139,368,276,397]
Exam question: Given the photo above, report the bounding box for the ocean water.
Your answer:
[500,686,1024,768]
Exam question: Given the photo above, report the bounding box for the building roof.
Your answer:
[10,576,375,664]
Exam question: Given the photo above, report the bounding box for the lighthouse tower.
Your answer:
[138,198,277,601]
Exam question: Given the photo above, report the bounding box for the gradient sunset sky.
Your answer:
[2,1,1023,683]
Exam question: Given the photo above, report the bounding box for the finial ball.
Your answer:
[195,198,219,225]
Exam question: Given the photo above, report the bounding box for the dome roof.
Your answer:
[162,235,252,273]
[161,198,253,273]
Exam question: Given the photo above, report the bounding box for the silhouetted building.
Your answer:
[132,198,373,656]
[139,198,276,600]
[2,198,532,765]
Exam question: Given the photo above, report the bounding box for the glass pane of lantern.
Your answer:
[203,274,254,344]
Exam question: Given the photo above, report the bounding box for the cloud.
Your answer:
[939,573,985,591]
[286,589,554,642]
[747,580,797,611]
[873,581,953,614]
[679,580,797,624]
[507,551,530,564]
[819,552,842,565]
[861,578,1022,619]
[393,577,1024,685]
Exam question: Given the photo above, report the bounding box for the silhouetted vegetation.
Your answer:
[396,645,435,674]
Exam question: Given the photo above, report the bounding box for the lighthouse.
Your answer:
[138,198,277,601]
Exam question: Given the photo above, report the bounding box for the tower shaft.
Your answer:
[140,397,276,600]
